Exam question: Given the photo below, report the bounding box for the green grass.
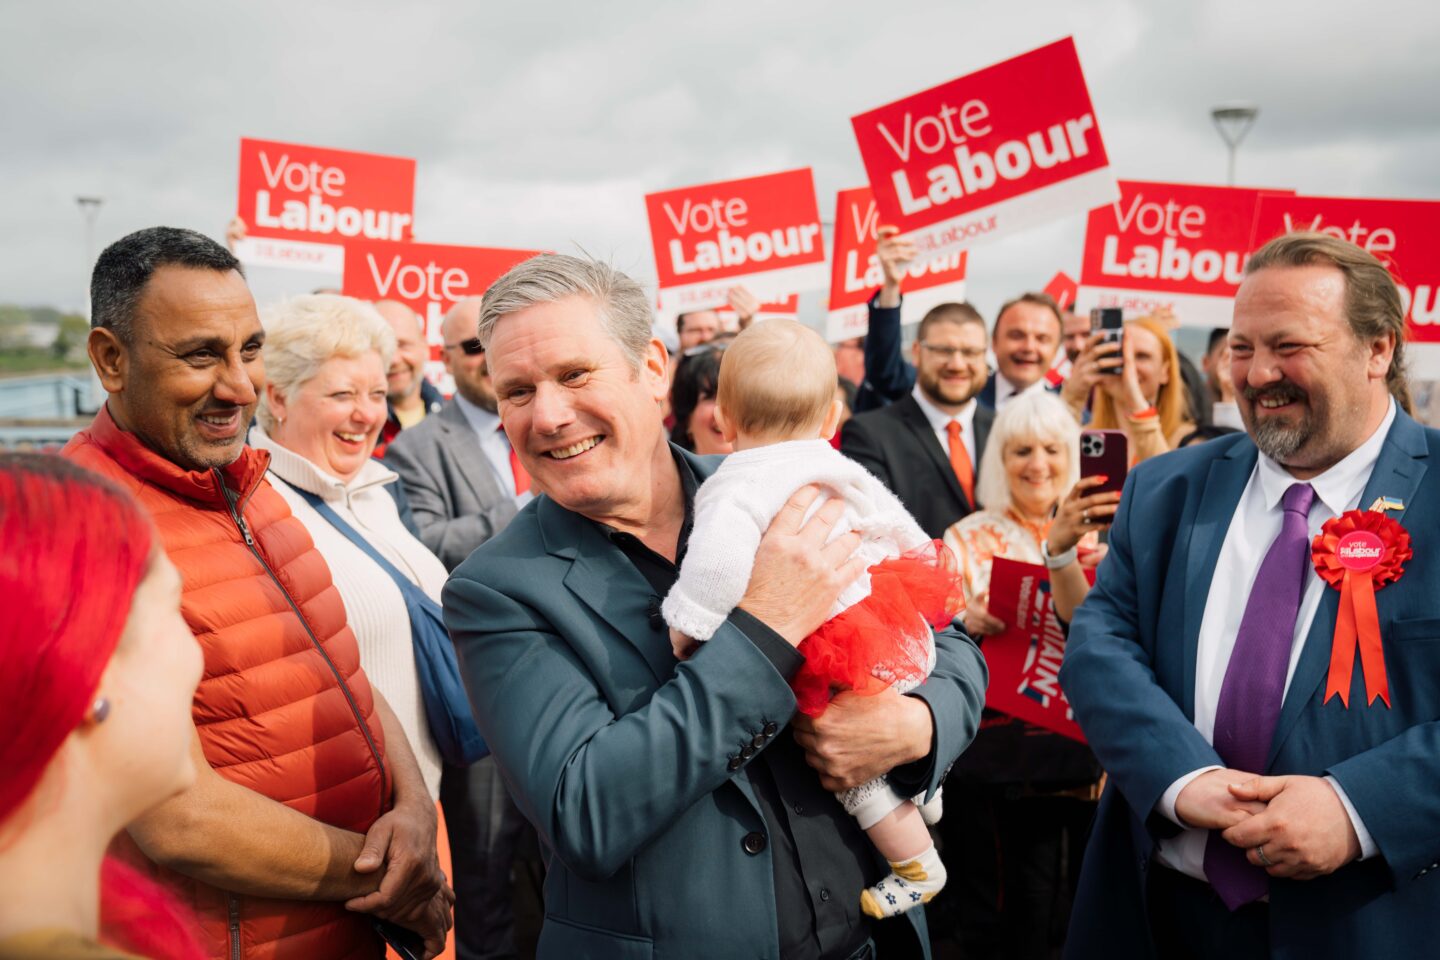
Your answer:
[0,350,90,376]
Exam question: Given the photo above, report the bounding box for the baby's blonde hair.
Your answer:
[716,319,837,440]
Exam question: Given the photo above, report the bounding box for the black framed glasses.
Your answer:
[444,337,484,356]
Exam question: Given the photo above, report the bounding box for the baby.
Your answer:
[662,319,964,919]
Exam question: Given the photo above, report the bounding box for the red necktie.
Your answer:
[946,420,975,505]
[500,425,530,494]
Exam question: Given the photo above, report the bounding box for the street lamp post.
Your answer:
[1211,104,1259,186]
[76,196,104,316]
[75,195,104,414]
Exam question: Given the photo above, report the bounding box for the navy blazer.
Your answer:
[1060,410,1440,959]
[443,446,989,959]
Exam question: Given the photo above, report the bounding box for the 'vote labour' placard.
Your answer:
[1251,194,1440,345]
[237,139,416,265]
[826,185,967,342]
[342,240,539,388]
[850,38,1116,266]
[982,557,1085,743]
[1079,181,1293,326]
[645,168,828,315]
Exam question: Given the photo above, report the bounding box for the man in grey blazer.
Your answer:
[387,297,522,573]
[388,297,534,960]
[443,254,988,959]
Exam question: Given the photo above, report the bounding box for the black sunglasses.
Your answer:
[444,337,484,356]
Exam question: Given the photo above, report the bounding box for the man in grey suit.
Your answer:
[443,254,988,959]
[388,297,534,960]
[387,297,522,572]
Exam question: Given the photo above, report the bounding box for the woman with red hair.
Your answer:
[0,454,205,960]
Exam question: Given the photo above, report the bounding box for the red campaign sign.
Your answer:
[717,294,799,325]
[825,185,967,342]
[1078,181,1293,326]
[850,38,1115,265]
[645,168,828,314]
[238,138,416,246]
[341,240,539,382]
[981,557,1085,743]
[1043,271,1078,312]
[1250,194,1440,343]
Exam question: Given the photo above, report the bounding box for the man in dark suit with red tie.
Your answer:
[841,301,994,540]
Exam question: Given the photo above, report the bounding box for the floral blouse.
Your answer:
[942,507,1097,604]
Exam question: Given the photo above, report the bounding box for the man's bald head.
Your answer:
[442,296,483,348]
[373,299,428,402]
[439,296,495,411]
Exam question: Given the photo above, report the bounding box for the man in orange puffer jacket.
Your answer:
[63,226,453,960]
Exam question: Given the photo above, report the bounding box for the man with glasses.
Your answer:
[841,302,993,540]
[386,296,539,960]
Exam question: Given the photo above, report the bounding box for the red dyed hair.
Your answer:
[0,454,203,960]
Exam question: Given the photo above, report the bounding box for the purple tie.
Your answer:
[1203,481,1316,909]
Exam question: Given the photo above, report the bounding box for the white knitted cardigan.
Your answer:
[253,428,449,799]
[663,439,932,641]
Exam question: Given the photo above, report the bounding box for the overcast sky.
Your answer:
[3,0,1438,322]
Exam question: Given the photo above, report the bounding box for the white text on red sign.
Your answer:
[1100,191,1246,286]
[879,99,1099,216]
[662,196,821,275]
[251,150,412,241]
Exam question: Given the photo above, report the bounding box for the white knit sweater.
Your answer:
[663,439,932,641]
[253,428,449,799]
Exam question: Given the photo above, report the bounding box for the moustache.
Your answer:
[1242,381,1307,406]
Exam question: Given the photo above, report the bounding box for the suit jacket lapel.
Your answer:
[1181,440,1257,719]
[537,497,676,686]
[440,402,507,508]
[896,396,970,512]
[1268,410,1429,767]
[973,405,995,476]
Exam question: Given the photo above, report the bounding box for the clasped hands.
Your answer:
[736,486,935,791]
[1175,768,1363,880]
[348,795,454,959]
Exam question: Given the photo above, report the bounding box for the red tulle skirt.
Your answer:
[791,540,966,717]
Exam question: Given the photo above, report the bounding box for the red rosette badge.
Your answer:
[1311,510,1411,707]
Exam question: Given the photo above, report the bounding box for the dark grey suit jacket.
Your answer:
[443,446,989,959]
[385,400,519,572]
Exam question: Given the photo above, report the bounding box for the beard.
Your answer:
[918,367,980,408]
[1241,380,1316,462]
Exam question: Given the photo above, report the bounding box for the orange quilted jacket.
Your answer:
[63,407,391,960]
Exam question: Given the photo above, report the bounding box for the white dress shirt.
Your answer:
[1155,399,1395,879]
[992,373,1045,413]
[911,384,978,467]
[454,393,526,501]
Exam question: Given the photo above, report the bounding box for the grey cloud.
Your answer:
[1,0,1437,322]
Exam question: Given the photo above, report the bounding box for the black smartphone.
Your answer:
[1090,307,1124,373]
[372,919,426,960]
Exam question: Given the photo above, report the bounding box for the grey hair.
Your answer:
[256,295,397,433]
[974,390,1081,512]
[478,254,654,370]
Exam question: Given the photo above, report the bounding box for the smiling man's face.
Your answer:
[487,294,670,520]
[1230,263,1392,476]
[108,265,264,471]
